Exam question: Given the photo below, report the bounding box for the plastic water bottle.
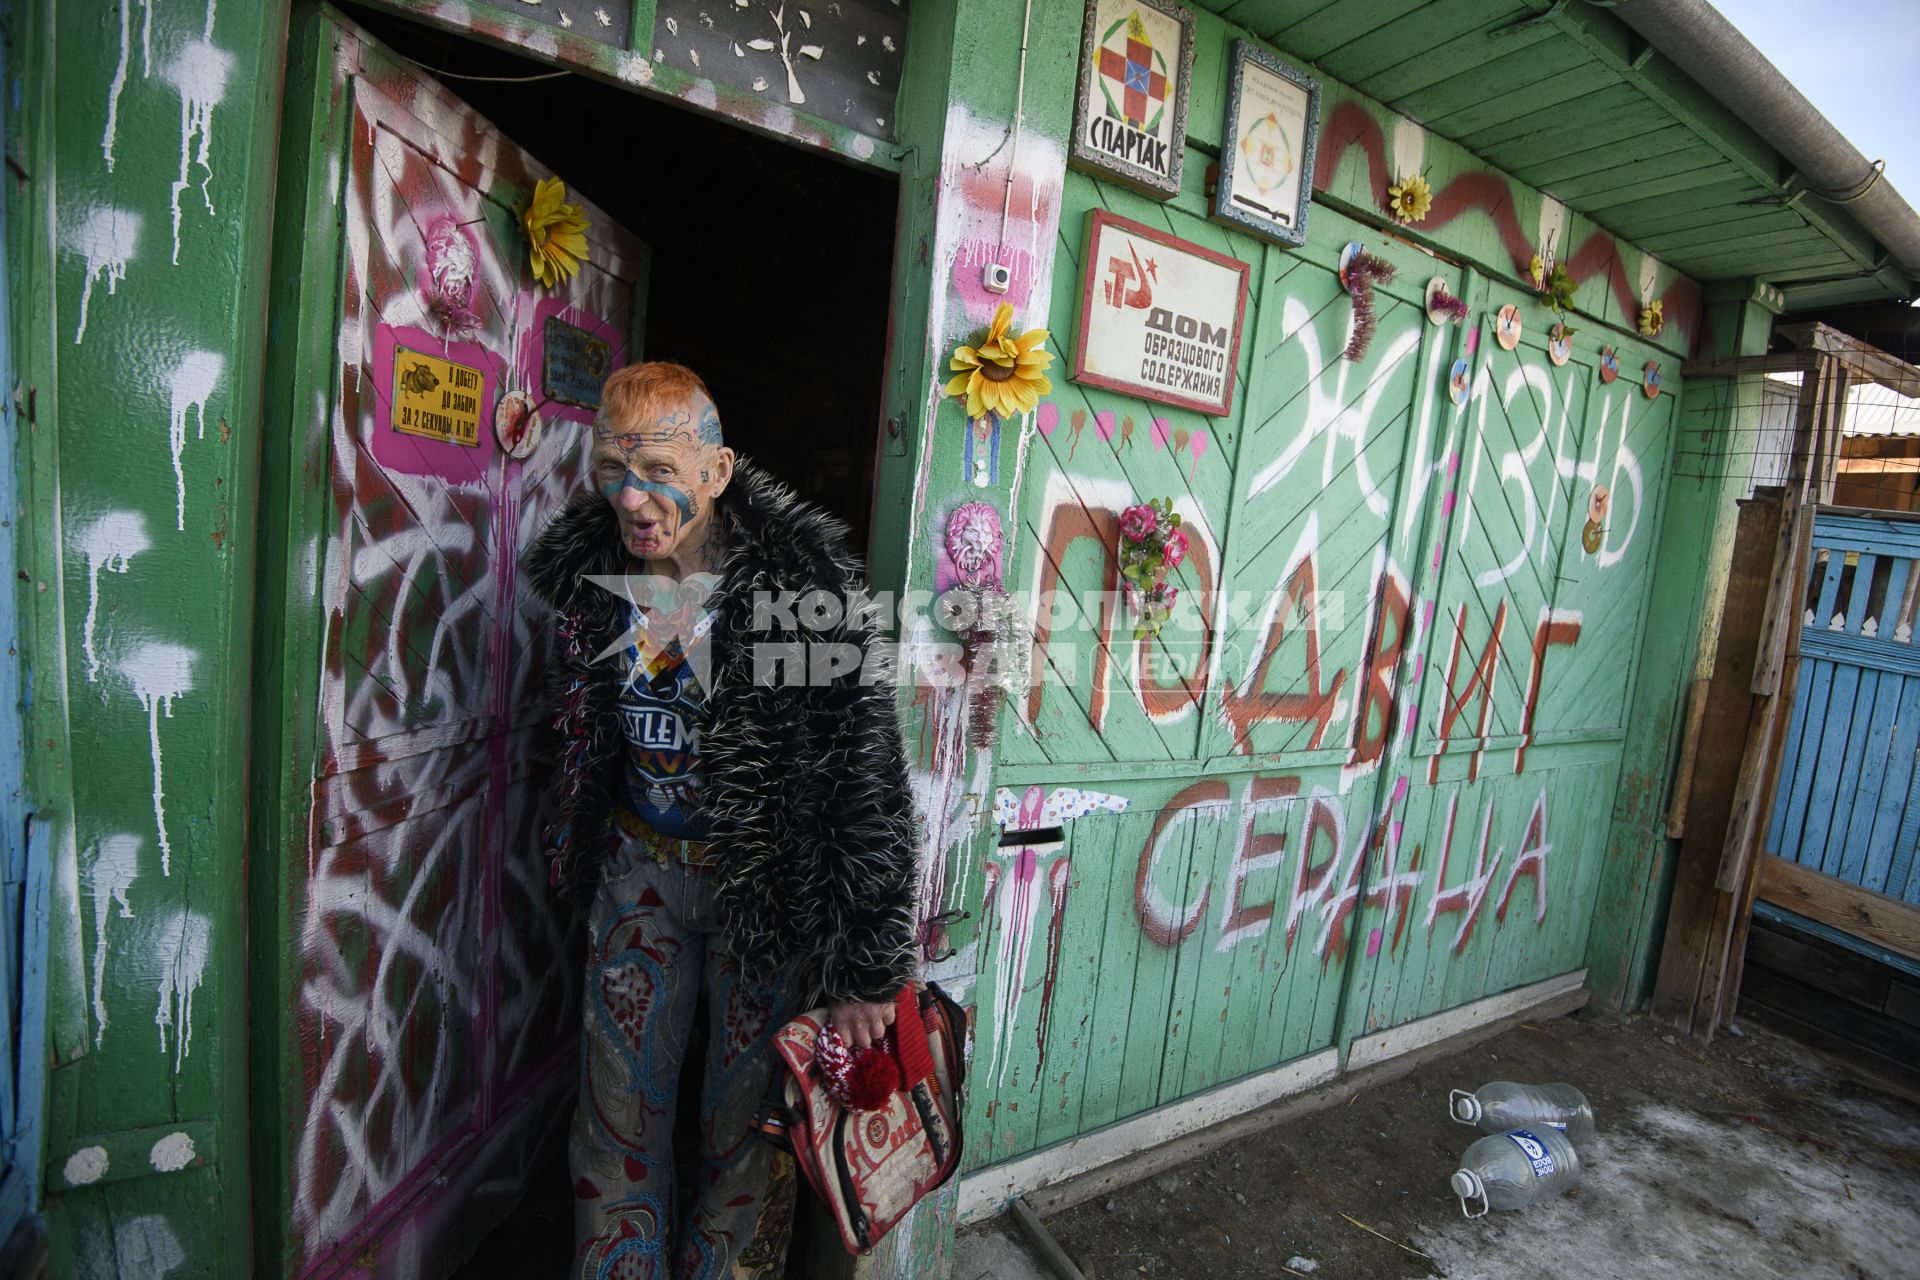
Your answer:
[1450,1081,1594,1144]
[1450,1128,1582,1217]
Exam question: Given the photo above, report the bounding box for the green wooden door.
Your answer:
[256,9,647,1272]
[962,162,1682,1171]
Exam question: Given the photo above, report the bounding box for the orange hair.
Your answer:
[596,361,721,440]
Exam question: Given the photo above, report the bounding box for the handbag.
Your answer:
[761,982,968,1253]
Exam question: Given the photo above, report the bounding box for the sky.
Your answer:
[1713,0,1920,205]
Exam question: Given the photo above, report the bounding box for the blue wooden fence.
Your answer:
[1767,512,1920,906]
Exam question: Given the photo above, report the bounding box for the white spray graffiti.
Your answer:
[1537,197,1569,266]
[1589,392,1646,569]
[1637,252,1660,309]
[1248,295,1421,517]
[1468,361,1579,588]
[79,512,151,683]
[154,910,211,1070]
[87,834,141,1048]
[101,0,155,173]
[72,208,143,345]
[113,1214,186,1279]
[163,35,233,264]
[1391,118,1426,190]
[123,643,194,876]
[166,350,223,531]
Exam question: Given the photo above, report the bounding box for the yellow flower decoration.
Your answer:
[1638,298,1665,338]
[1527,253,1546,290]
[523,176,590,288]
[1387,173,1432,224]
[945,302,1054,419]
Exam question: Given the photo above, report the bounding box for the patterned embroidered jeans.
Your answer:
[570,840,802,1279]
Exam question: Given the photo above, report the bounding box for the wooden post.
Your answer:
[1649,491,1784,1036]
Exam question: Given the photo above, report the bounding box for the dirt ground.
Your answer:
[981,1006,1920,1280]
[461,1006,1919,1278]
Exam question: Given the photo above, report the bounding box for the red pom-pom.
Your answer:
[844,1045,903,1110]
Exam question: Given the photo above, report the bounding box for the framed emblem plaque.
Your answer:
[1070,209,1249,417]
[1069,0,1196,200]
[1212,39,1320,248]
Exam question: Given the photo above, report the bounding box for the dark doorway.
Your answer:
[342,4,898,553]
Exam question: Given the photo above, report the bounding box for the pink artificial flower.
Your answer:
[1150,583,1179,609]
[1119,504,1158,542]
[1162,526,1189,568]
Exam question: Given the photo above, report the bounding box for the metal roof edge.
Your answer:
[1611,0,1920,291]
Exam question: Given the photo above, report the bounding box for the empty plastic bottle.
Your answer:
[1450,1081,1594,1144]
[1450,1128,1582,1217]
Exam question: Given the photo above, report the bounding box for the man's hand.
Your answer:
[828,998,897,1050]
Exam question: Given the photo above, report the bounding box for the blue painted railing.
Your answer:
[1766,512,1920,905]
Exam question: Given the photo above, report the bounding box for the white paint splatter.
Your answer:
[149,1131,196,1173]
[163,39,234,264]
[101,0,155,173]
[882,34,896,53]
[166,350,223,531]
[88,834,141,1049]
[1638,252,1660,306]
[64,1146,109,1187]
[1391,118,1425,192]
[123,643,194,875]
[1537,196,1569,267]
[154,911,210,1070]
[595,7,612,25]
[72,208,142,345]
[78,512,151,682]
[113,1215,185,1278]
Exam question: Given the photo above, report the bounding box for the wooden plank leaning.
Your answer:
[1649,490,1784,1037]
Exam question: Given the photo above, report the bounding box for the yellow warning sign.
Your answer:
[391,348,483,446]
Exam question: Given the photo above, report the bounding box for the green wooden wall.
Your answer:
[11,0,292,1273]
[924,4,1708,1183]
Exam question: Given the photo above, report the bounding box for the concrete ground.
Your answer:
[960,1006,1920,1280]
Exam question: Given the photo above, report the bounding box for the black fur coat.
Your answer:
[523,461,921,1004]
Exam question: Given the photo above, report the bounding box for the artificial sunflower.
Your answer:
[1527,253,1546,290]
[1638,298,1665,338]
[945,302,1054,419]
[1387,173,1432,224]
[523,176,590,288]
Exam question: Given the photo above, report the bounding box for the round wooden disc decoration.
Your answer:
[1449,358,1471,406]
[1582,484,1610,554]
[1547,325,1571,366]
[1598,345,1620,383]
[1495,304,1522,350]
[1424,276,1451,326]
[1642,361,1662,398]
[1338,242,1364,291]
[494,389,542,459]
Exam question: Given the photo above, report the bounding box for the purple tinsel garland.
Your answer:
[1343,252,1398,361]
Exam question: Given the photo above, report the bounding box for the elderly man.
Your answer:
[526,361,920,1278]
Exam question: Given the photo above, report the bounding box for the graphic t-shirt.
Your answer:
[616,602,710,840]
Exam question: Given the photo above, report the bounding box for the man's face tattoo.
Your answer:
[591,393,732,565]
